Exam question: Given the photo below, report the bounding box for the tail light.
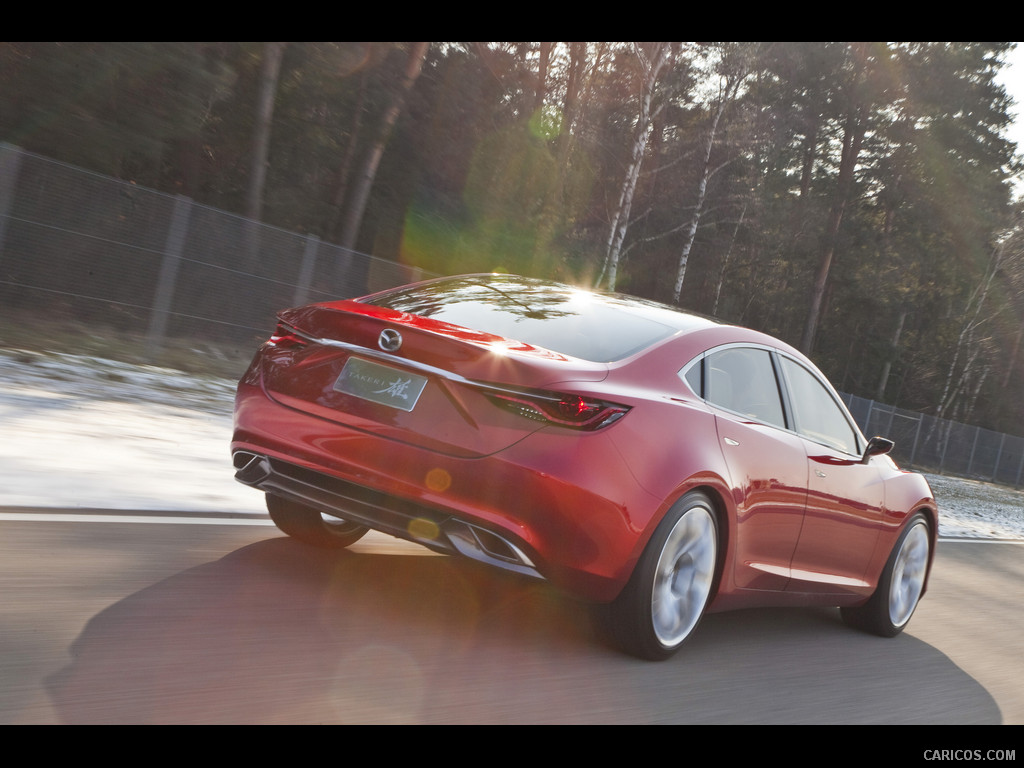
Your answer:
[266,322,308,349]
[487,389,629,431]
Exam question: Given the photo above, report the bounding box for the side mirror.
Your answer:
[862,436,894,464]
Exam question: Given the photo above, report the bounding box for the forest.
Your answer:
[1,42,1023,435]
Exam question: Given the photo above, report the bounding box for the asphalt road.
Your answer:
[1,509,1021,725]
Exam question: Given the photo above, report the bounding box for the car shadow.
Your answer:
[46,536,999,724]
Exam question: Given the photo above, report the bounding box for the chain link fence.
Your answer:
[844,394,1024,487]
[0,143,433,358]
[2,143,1022,487]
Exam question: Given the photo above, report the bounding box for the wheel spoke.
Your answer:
[888,521,928,627]
[651,505,716,647]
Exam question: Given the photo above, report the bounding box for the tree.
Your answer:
[2,41,1021,433]
[245,42,288,223]
[672,42,761,304]
[0,43,234,186]
[336,42,430,255]
[597,42,674,291]
[799,42,893,355]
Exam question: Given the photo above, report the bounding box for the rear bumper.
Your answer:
[233,449,542,579]
[232,378,659,602]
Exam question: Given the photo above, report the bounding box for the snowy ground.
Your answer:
[0,349,257,514]
[0,348,1021,540]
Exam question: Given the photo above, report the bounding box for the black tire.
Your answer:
[841,513,930,637]
[266,494,370,549]
[602,491,719,660]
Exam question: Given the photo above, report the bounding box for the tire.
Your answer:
[841,513,930,637]
[266,494,370,549]
[603,491,719,660]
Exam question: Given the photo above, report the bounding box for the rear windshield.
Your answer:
[365,275,712,362]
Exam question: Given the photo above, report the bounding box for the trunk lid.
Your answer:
[260,300,610,458]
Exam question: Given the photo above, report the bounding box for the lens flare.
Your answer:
[408,516,441,541]
[425,467,451,492]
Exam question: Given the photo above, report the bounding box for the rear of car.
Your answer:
[231,274,711,600]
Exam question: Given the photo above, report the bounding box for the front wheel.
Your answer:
[266,494,370,549]
[603,491,719,660]
[841,513,930,637]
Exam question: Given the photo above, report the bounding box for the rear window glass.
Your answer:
[365,276,710,362]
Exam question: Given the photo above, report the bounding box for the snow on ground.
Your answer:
[0,349,258,514]
[0,349,1021,539]
[920,472,1024,541]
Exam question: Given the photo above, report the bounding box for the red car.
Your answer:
[232,274,937,659]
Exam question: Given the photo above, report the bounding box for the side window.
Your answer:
[684,359,702,394]
[703,347,786,428]
[779,357,859,455]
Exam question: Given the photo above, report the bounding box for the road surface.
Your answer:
[1,508,1021,724]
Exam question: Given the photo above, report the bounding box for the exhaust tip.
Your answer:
[444,519,540,579]
[233,451,271,485]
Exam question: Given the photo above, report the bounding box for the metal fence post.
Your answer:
[0,143,24,264]
[908,412,923,469]
[145,194,193,359]
[293,234,319,306]
[938,420,949,475]
[992,433,1006,483]
[966,425,981,477]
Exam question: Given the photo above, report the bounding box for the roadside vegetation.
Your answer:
[1,42,1022,435]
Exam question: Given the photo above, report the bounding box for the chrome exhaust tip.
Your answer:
[444,519,540,579]
[233,451,271,485]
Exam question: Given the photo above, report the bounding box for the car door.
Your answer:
[777,355,885,596]
[691,346,808,591]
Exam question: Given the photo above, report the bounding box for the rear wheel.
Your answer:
[841,513,930,637]
[604,491,718,660]
[266,494,369,549]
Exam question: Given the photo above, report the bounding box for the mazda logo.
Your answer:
[378,328,403,352]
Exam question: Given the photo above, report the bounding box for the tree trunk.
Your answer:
[673,45,755,305]
[534,42,586,267]
[799,102,867,354]
[934,242,1005,421]
[598,42,670,291]
[875,309,906,401]
[672,93,728,303]
[712,204,746,315]
[336,42,430,256]
[325,65,369,242]
[534,41,551,116]
[242,42,287,270]
[245,42,287,223]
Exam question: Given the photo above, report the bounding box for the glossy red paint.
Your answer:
[231,274,938,658]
